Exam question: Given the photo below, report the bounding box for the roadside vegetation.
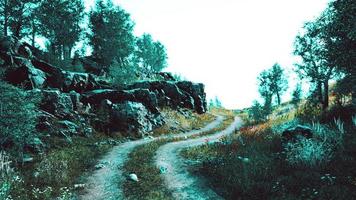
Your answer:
[181,103,356,199]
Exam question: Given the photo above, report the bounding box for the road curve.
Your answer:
[155,116,242,200]
[78,115,224,200]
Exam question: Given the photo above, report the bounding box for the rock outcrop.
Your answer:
[0,36,207,139]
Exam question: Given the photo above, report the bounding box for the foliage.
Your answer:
[10,134,122,199]
[0,81,39,159]
[291,83,302,107]
[285,138,333,168]
[37,0,85,65]
[88,0,135,68]
[257,63,288,106]
[0,0,40,38]
[248,100,266,122]
[135,33,168,79]
[108,60,139,86]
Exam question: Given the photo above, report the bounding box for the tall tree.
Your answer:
[135,33,168,78]
[294,19,336,110]
[88,0,135,69]
[269,63,288,105]
[321,0,356,105]
[257,69,273,115]
[37,0,84,63]
[0,0,39,38]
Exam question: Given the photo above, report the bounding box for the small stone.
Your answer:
[74,184,85,190]
[95,163,105,170]
[128,173,139,182]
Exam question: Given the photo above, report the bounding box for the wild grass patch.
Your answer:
[181,115,356,199]
[9,134,123,200]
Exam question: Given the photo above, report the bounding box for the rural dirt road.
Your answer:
[78,116,224,200]
[155,116,242,200]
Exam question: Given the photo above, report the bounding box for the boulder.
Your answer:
[81,88,159,113]
[95,101,163,137]
[31,58,64,88]
[282,125,313,143]
[57,120,80,136]
[4,58,46,89]
[125,81,207,114]
[177,81,207,114]
[109,101,153,137]
[62,71,98,93]
[40,89,74,118]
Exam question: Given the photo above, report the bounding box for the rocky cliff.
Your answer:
[0,36,207,140]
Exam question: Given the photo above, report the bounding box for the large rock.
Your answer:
[176,81,207,114]
[62,71,99,93]
[126,81,207,114]
[282,125,313,143]
[31,58,64,88]
[82,88,159,113]
[4,57,46,89]
[39,89,74,119]
[108,101,159,137]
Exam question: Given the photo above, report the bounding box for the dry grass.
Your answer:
[153,108,215,136]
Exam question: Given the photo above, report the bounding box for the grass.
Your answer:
[123,110,235,200]
[9,133,124,200]
[123,139,174,200]
[180,108,356,200]
[153,108,215,136]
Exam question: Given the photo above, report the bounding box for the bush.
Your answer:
[285,138,333,168]
[0,81,39,159]
[284,121,345,168]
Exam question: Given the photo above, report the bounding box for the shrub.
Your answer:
[284,122,345,168]
[0,81,39,159]
[285,138,333,168]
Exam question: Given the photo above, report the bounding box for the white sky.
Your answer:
[86,0,329,109]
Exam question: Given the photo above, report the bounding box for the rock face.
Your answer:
[282,125,313,143]
[0,37,208,139]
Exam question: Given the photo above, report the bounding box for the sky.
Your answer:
[86,0,329,109]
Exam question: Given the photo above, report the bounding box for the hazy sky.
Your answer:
[86,0,329,109]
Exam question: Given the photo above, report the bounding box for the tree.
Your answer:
[292,83,302,107]
[37,0,84,64]
[135,33,168,78]
[88,0,135,69]
[249,100,265,122]
[0,0,39,38]
[269,63,288,105]
[258,69,273,115]
[294,19,337,110]
[320,0,356,105]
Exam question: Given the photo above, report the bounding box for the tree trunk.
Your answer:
[323,80,329,110]
[317,81,323,104]
[3,0,8,36]
[276,91,281,105]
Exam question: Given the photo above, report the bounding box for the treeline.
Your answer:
[0,0,168,83]
[250,0,355,122]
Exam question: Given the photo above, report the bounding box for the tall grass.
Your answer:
[0,151,14,200]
